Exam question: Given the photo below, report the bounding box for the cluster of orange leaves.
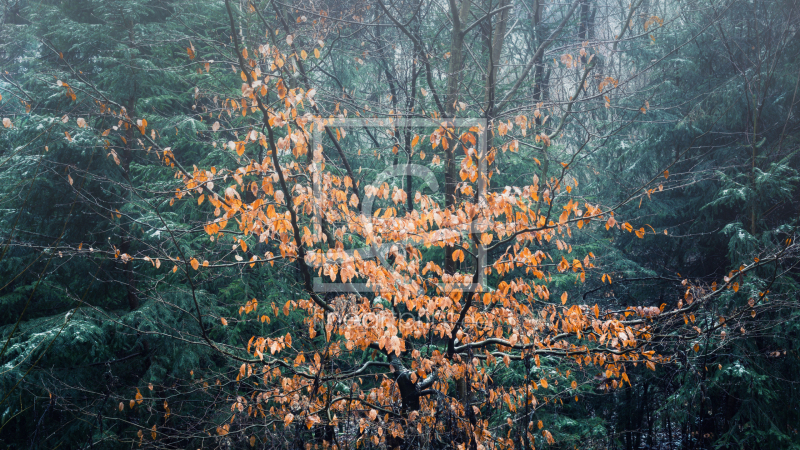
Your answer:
[166,43,668,449]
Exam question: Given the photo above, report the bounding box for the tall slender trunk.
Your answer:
[407,37,421,212]
[443,0,472,275]
[483,0,510,119]
[531,0,547,112]
[121,18,139,311]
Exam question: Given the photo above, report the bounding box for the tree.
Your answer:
[0,0,238,446]
[154,0,798,448]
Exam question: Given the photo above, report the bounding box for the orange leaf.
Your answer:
[605,215,616,230]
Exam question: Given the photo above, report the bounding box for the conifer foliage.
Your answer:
[1,0,799,448]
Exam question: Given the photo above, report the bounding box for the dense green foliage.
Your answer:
[1,0,799,449]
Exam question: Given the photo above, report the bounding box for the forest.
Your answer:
[1,0,799,448]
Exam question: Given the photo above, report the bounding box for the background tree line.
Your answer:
[1,0,799,449]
